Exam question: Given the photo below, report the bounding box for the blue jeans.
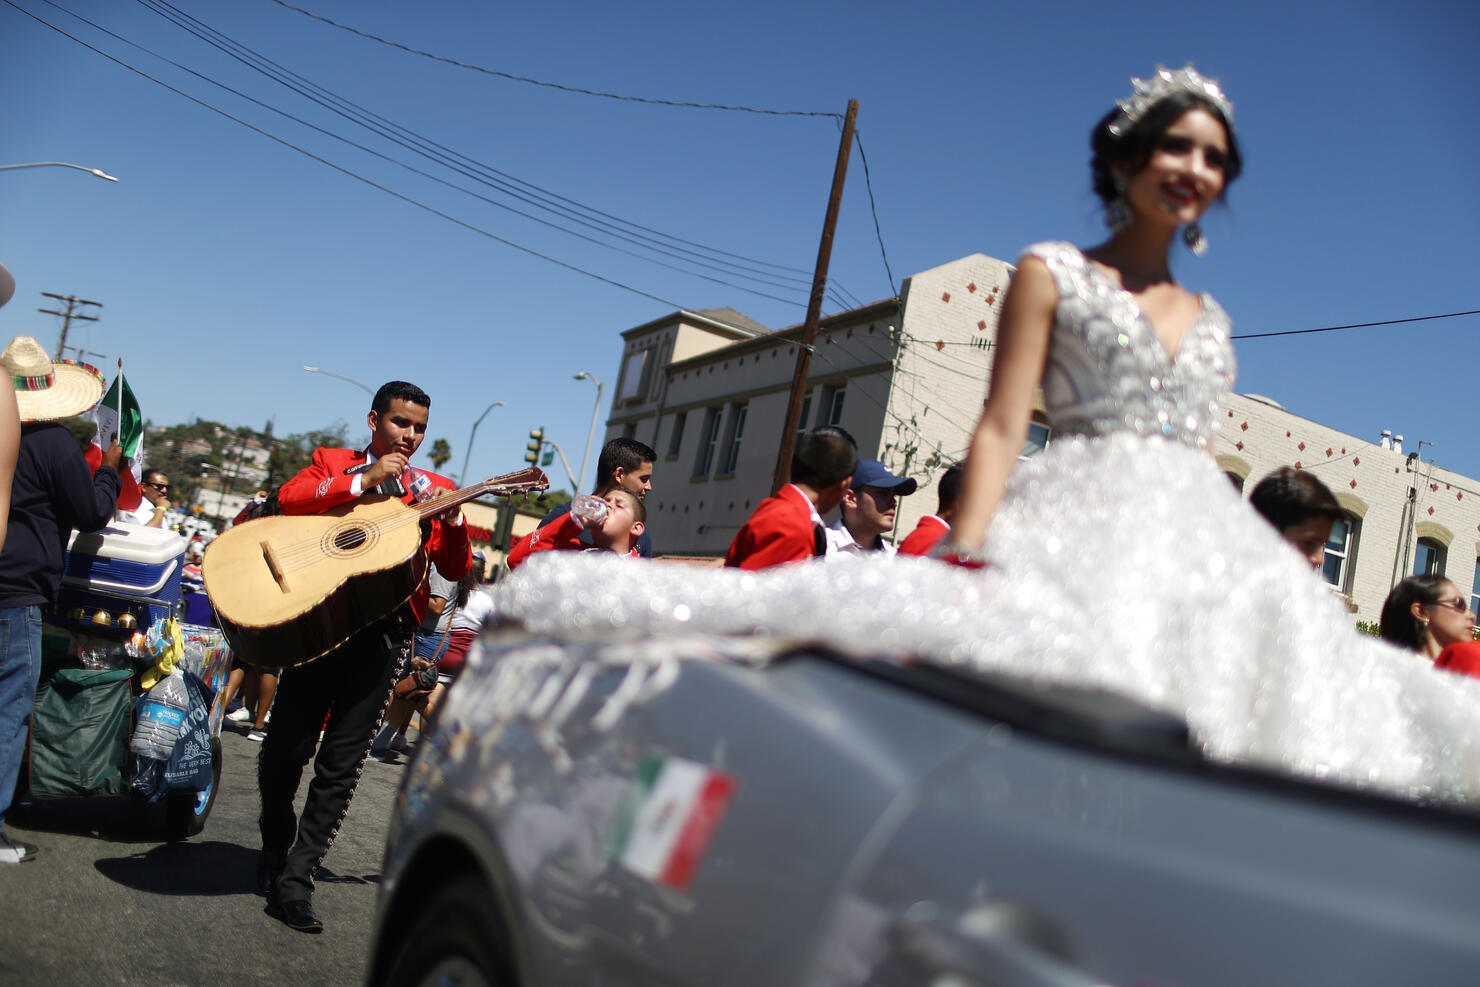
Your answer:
[0,606,42,834]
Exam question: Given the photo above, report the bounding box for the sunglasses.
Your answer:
[144,481,171,492]
[1430,598,1471,615]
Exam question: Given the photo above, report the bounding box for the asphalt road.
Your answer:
[0,718,417,987]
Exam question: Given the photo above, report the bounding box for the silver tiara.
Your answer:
[1107,63,1234,137]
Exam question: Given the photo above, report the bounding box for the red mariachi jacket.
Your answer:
[725,485,822,571]
[277,447,472,623]
[506,513,639,570]
[897,515,950,557]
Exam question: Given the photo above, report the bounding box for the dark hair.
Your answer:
[595,437,656,491]
[936,463,964,514]
[792,426,857,488]
[455,570,476,608]
[372,381,430,415]
[1379,574,1450,651]
[143,468,169,486]
[1248,467,1342,532]
[1090,89,1243,210]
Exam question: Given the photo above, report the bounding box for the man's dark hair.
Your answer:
[595,437,656,491]
[143,468,169,487]
[372,381,431,415]
[937,463,964,513]
[1249,466,1342,532]
[792,426,857,488]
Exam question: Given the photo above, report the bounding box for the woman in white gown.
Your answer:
[495,66,1480,804]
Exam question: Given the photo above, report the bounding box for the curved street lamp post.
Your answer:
[0,161,118,181]
[573,372,604,495]
[303,365,373,395]
[458,399,505,487]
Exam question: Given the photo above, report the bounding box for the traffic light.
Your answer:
[524,427,545,465]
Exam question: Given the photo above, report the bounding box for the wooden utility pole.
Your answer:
[39,292,102,360]
[771,99,859,493]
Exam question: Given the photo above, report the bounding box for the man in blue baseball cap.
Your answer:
[825,458,916,556]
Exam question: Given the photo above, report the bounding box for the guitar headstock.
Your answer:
[481,467,550,497]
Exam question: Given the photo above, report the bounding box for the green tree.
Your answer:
[429,437,452,471]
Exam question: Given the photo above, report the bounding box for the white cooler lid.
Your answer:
[68,524,188,565]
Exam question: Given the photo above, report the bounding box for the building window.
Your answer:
[667,411,687,458]
[796,394,812,442]
[1322,514,1358,591]
[617,348,655,402]
[1414,537,1446,577]
[694,408,722,477]
[720,404,747,475]
[821,385,846,426]
[1020,421,1050,459]
[1471,558,1480,617]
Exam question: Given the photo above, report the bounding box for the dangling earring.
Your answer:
[1183,222,1208,257]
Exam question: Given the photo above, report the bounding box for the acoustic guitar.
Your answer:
[204,467,548,668]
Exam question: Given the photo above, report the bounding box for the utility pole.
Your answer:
[771,99,859,493]
[39,292,102,360]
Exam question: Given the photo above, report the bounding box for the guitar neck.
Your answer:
[411,467,550,520]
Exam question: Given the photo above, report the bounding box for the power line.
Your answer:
[94,0,835,308]
[853,131,896,297]
[270,0,844,120]
[1232,309,1480,340]
[4,0,686,308]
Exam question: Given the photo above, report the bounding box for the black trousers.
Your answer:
[257,624,406,902]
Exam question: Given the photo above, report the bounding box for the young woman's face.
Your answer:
[1120,107,1230,229]
[1281,517,1334,571]
[1421,580,1475,649]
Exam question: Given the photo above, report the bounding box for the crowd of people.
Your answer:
[0,64,1477,952]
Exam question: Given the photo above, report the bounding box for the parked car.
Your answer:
[369,628,1480,987]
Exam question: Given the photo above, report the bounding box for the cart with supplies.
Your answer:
[29,523,233,839]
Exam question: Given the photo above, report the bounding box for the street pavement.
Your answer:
[0,718,418,986]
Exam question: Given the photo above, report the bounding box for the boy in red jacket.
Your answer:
[725,426,856,570]
[507,488,646,570]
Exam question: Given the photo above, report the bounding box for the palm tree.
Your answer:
[429,437,452,470]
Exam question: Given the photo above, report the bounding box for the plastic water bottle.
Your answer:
[130,670,189,760]
[404,467,435,504]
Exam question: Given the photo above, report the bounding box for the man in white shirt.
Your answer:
[826,459,916,556]
[117,470,171,527]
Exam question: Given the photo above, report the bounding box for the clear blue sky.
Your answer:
[3,0,1477,489]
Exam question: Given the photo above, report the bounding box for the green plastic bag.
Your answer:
[30,667,134,799]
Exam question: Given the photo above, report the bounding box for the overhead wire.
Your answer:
[119,0,843,308]
[269,0,844,120]
[2,0,687,308]
[1231,309,1480,340]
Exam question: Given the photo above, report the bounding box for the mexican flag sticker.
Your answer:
[608,753,736,891]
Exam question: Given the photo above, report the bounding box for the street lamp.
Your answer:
[303,365,373,395]
[573,372,604,495]
[458,399,505,487]
[0,161,118,181]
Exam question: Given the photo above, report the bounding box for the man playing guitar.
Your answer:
[257,380,471,933]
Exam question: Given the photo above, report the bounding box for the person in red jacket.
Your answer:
[507,488,646,570]
[725,426,856,570]
[898,463,963,557]
[257,380,471,934]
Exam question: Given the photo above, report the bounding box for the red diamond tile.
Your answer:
[1428,506,1435,515]
[1227,410,1234,418]
[941,292,951,303]
[936,340,946,351]
[1341,448,1346,455]
[1294,461,1302,468]
[1432,483,1439,492]
[1298,442,1306,451]
[1240,422,1248,431]
[977,320,987,330]
[1458,492,1464,500]
[1325,448,1333,457]
[967,282,977,293]
[1350,480,1358,489]
[985,297,994,306]
[1235,441,1244,451]
[1352,456,1360,466]
[1286,431,1291,438]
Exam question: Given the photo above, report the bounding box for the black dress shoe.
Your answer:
[256,851,285,897]
[266,897,323,934]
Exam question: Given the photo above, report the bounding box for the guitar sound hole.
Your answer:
[333,527,368,552]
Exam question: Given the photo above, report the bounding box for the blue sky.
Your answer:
[3,0,1477,489]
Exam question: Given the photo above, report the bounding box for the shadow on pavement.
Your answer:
[9,795,169,844]
[95,839,258,895]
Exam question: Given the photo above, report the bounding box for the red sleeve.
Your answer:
[277,448,361,515]
[898,518,948,557]
[424,469,472,582]
[724,500,813,570]
[507,513,584,571]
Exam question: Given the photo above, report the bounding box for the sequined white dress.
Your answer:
[496,242,1480,803]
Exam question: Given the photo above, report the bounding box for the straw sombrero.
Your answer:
[2,335,106,422]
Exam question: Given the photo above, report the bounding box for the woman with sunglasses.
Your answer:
[1379,575,1480,680]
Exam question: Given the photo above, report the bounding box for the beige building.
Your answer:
[602,252,1480,623]
[605,255,1013,557]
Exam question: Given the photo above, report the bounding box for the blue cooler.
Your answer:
[54,525,188,635]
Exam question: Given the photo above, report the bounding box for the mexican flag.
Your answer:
[607,753,736,892]
[85,372,144,512]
